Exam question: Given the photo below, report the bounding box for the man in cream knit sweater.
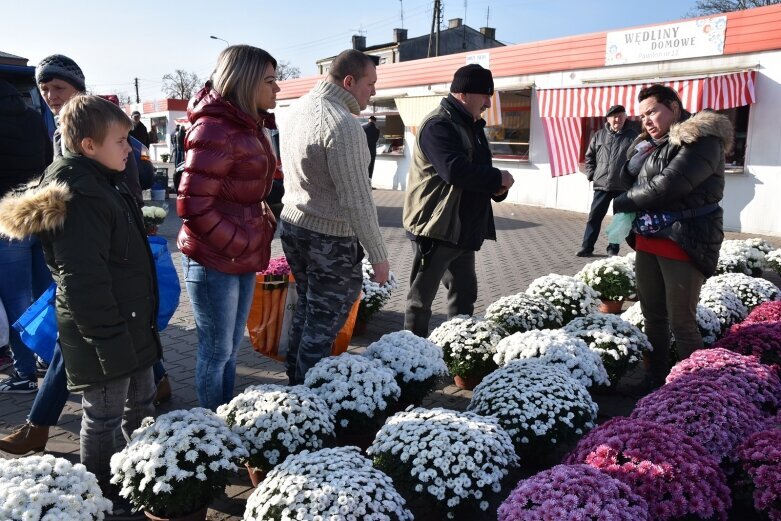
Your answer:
[279,49,390,385]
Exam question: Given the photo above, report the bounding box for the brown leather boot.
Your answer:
[0,422,49,454]
[154,375,172,406]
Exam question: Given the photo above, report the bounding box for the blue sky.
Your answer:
[3,0,701,100]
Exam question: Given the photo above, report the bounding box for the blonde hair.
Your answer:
[211,45,277,120]
[59,95,131,153]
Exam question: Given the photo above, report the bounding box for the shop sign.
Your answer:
[605,16,727,66]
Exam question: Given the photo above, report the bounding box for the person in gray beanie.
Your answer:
[402,64,514,338]
[35,54,86,93]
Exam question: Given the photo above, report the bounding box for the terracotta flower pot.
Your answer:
[245,463,268,487]
[598,299,624,314]
[453,374,483,390]
[144,505,208,521]
[146,226,158,236]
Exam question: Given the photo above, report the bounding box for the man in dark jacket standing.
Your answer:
[577,105,638,257]
[403,64,514,337]
[363,115,380,179]
[129,110,150,148]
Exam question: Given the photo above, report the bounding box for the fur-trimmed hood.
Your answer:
[669,110,734,152]
[0,181,72,239]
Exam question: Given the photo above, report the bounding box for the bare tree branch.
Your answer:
[689,0,780,15]
[161,70,201,100]
[276,61,301,81]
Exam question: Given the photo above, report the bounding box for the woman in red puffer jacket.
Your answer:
[177,45,279,410]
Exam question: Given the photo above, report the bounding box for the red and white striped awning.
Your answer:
[537,71,756,176]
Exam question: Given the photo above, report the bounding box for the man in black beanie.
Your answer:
[402,64,514,337]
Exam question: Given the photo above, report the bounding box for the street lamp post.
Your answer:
[209,35,229,46]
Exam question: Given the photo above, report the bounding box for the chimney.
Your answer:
[352,35,366,51]
[448,18,462,29]
[393,28,408,43]
[480,27,496,40]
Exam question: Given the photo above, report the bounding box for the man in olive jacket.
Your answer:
[0,96,161,499]
[403,64,514,337]
[578,105,638,257]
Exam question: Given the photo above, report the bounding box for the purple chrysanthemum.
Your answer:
[497,464,650,521]
[564,417,731,521]
[715,322,781,368]
[736,428,781,521]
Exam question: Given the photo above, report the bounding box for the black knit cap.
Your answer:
[450,64,494,95]
[606,104,626,117]
[35,54,86,92]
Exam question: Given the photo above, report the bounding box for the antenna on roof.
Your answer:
[350,25,367,36]
[400,0,404,28]
[486,5,490,27]
[462,0,468,49]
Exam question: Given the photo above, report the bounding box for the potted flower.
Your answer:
[160,153,170,163]
[367,407,519,520]
[564,313,652,387]
[497,464,650,521]
[110,408,248,521]
[363,330,448,407]
[468,359,597,461]
[357,258,397,332]
[428,315,507,390]
[492,329,609,388]
[141,205,168,235]
[714,322,781,368]
[216,384,335,486]
[621,302,722,347]
[0,454,112,520]
[744,237,775,255]
[699,283,749,334]
[525,274,600,324]
[735,428,781,521]
[744,300,781,325]
[243,446,413,521]
[575,257,636,313]
[716,251,752,275]
[705,273,781,312]
[304,353,400,449]
[666,348,781,415]
[767,249,781,277]
[565,417,732,521]
[484,293,563,334]
[721,239,767,277]
[631,377,766,461]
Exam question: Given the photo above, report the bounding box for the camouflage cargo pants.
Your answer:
[280,221,363,384]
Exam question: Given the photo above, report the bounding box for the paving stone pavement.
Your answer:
[1,189,780,520]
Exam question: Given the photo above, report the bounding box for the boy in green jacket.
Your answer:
[0,95,161,518]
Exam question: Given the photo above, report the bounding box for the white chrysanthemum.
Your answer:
[0,455,112,521]
[244,447,412,521]
[621,302,722,346]
[767,249,781,276]
[575,257,636,301]
[484,293,563,334]
[216,385,335,472]
[493,328,609,387]
[304,354,400,432]
[525,274,600,324]
[469,359,597,455]
[364,331,448,403]
[359,258,397,322]
[720,239,766,275]
[428,315,506,378]
[704,273,781,311]
[715,252,751,275]
[564,313,652,384]
[699,283,748,333]
[367,407,518,518]
[109,408,248,516]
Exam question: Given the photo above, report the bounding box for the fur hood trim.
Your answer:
[0,181,72,239]
[670,110,734,152]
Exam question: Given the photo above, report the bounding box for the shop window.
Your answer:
[368,114,404,155]
[717,105,749,171]
[486,90,531,160]
[151,117,168,145]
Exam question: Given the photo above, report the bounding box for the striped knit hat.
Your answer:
[35,54,86,92]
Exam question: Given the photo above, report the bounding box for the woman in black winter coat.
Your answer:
[612,84,734,391]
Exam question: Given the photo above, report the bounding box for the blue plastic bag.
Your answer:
[605,212,636,244]
[13,283,57,363]
[148,236,180,331]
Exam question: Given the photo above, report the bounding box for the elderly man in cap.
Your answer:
[577,104,638,257]
[403,63,514,337]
